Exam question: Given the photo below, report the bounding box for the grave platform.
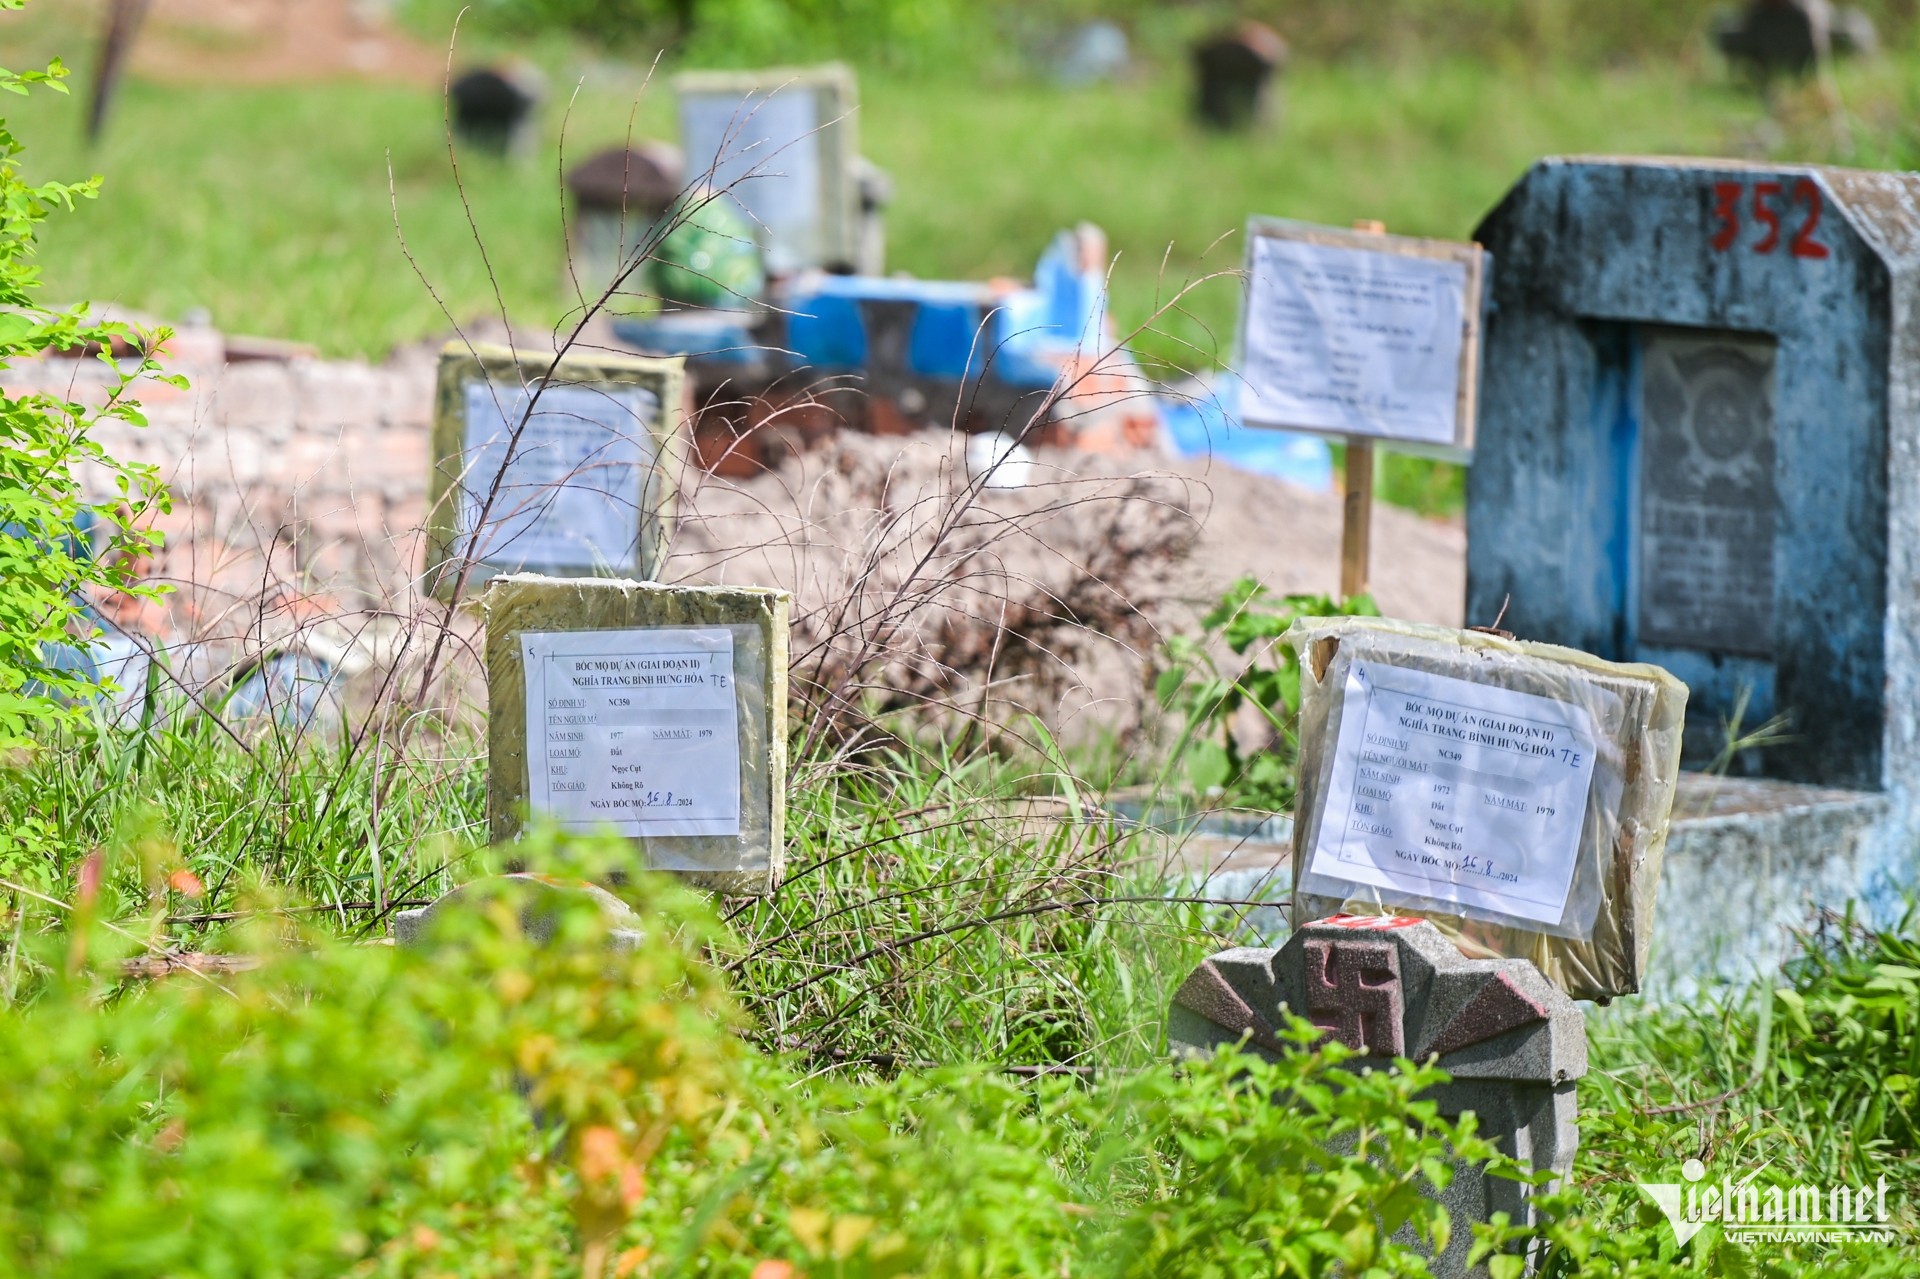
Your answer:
[1655,772,1893,994]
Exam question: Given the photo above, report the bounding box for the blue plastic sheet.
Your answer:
[1159,371,1335,491]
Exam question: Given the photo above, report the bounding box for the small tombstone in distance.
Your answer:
[1191,21,1287,131]
[1168,916,1586,1278]
[424,343,685,602]
[449,64,545,156]
[565,143,685,304]
[485,574,791,896]
[1713,0,1876,80]
[1050,20,1130,86]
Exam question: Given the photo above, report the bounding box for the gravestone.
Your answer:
[449,65,544,156]
[1191,22,1286,131]
[485,574,790,895]
[424,344,684,601]
[1711,0,1877,79]
[674,64,863,276]
[1168,916,1586,1278]
[565,143,685,302]
[1050,20,1130,86]
[1468,158,1920,986]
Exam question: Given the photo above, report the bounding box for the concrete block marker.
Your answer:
[1168,916,1587,1279]
[485,573,790,896]
[425,343,685,602]
[1285,616,1688,1002]
[1170,618,1681,1275]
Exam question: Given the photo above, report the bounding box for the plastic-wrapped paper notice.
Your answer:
[1286,617,1687,1000]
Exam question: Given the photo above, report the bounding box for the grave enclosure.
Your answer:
[1468,157,1920,984]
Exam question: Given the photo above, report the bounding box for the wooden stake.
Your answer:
[1340,438,1374,600]
[1339,219,1387,602]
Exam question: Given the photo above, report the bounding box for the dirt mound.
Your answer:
[668,436,1465,741]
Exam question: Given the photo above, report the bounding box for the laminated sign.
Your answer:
[486,574,791,896]
[1238,218,1485,454]
[425,344,685,602]
[1313,661,1601,928]
[1287,618,1687,1000]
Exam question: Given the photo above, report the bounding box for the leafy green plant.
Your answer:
[0,26,174,748]
[0,840,1514,1279]
[1153,577,1374,814]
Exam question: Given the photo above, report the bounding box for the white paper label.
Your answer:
[1307,661,1599,926]
[522,627,741,838]
[459,381,657,572]
[1241,237,1467,446]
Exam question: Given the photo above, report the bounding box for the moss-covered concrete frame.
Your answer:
[425,342,686,604]
[485,574,790,897]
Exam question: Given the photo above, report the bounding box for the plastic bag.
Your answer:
[1286,617,1687,1000]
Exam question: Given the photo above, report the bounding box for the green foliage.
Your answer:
[1154,577,1373,814]
[0,835,1504,1278]
[0,718,477,924]
[0,41,173,747]
[1102,1038,1498,1276]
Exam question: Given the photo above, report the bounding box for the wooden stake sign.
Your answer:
[1236,216,1485,600]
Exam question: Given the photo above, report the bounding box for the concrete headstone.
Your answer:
[565,143,686,302]
[1468,157,1920,985]
[424,343,685,601]
[485,574,790,895]
[1285,616,1687,1001]
[1191,22,1286,131]
[449,65,544,156]
[1168,916,1585,1279]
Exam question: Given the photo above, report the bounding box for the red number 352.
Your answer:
[1710,178,1830,259]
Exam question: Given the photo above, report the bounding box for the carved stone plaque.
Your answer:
[1636,329,1778,657]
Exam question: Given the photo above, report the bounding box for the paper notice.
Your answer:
[459,381,657,572]
[1306,661,1599,926]
[1241,237,1467,445]
[522,626,741,838]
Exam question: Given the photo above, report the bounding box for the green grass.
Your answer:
[19,13,1891,516]
[8,26,1805,369]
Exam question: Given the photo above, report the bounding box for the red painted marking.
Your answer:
[1318,913,1423,931]
[1752,181,1783,254]
[1710,181,1742,251]
[1791,178,1831,259]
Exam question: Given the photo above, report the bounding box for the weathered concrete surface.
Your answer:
[1653,773,1889,992]
[1168,917,1585,1279]
[1469,158,1920,795]
[484,573,790,895]
[1468,157,1920,983]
